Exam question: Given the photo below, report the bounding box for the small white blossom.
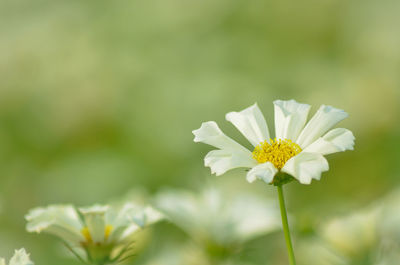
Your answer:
[322,208,380,257]
[0,249,34,265]
[193,100,355,185]
[297,239,346,265]
[155,187,280,248]
[25,203,163,264]
[298,188,400,264]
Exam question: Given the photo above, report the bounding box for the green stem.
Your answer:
[277,185,296,265]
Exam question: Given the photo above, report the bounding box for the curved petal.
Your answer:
[193,121,250,151]
[303,128,355,155]
[274,99,311,141]
[205,149,257,176]
[193,121,256,175]
[9,249,34,265]
[246,162,278,184]
[282,152,329,184]
[25,205,85,245]
[154,190,200,235]
[120,206,163,240]
[105,204,135,242]
[296,105,349,148]
[0,258,5,265]
[79,205,109,243]
[225,103,270,147]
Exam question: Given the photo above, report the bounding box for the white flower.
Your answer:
[297,239,346,265]
[154,187,280,246]
[300,189,400,264]
[25,203,163,264]
[321,208,380,258]
[298,207,381,265]
[193,100,355,185]
[0,249,34,265]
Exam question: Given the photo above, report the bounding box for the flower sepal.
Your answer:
[84,243,114,265]
[271,172,294,186]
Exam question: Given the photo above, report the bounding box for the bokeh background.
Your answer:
[0,0,400,264]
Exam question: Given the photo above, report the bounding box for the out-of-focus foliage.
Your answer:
[0,0,400,264]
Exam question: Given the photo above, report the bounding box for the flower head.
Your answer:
[25,203,163,264]
[154,187,280,249]
[0,249,34,265]
[321,208,380,257]
[193,100,355,185]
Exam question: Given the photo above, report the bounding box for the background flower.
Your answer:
[0,249,34,265]
[154,186,280,263]
[298,189,400,265]
[25,203,163,264]
[0,0,400,264]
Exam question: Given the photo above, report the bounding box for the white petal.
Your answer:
[246,162,278,184]
[79,205,109,243]
[106,203,134,229]
[119,223,141,240]
[282,152,329,184]
[154,190,200,236]
[274,99,311,141]
[9,249,34,265]
[193,121,249,151]
[106,203,163,242]
[229,195,280,241]
[142,206,164,225]
[0,258,5,265]
[193,121,256,175]
[25,205,85,245]
[129,206,164,228]
[105,204,135,242]
[225,103,270,147]
[303,128,355,155]
[205,149,257,176]
[296,105,349,148]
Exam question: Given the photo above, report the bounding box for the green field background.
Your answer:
[0,0,399,264]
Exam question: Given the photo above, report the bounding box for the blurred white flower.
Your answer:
[379,190,400,242]
[154,187,280,259]
[298,207,381,265]
[300,189,400,265]
[376,189,400,264]
[321,208,380,257]
[297,239,346,265]
[0,249,34,265]
[193,100,354,185]
[25,203,163,265]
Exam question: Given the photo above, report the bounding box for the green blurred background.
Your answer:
[0,0,399,264]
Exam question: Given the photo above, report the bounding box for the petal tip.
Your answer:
[192,121,220,142]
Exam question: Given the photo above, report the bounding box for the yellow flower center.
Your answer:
[81,225,114,243]
[252,138,302,169]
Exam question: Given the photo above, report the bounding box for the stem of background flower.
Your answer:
[277,185,296,265]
